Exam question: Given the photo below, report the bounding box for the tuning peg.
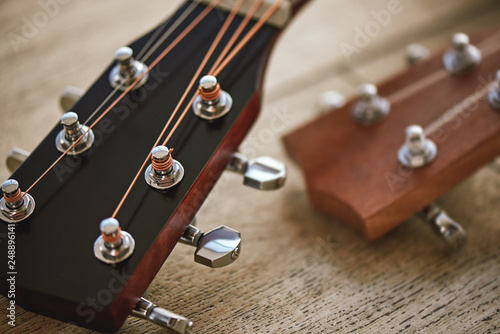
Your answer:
[109,46,149,90]
[56,112,95,155]
[60,85,84,113]
[317,90,346,114]
[192,75,232,120]
[489,70,500,110]
[443,33,481,74]
[422,203,467,250]
[131,297,193,334]
[179,224,241,268]
[226,153,286,190]
[0,179,36,223]
[6,147,30,173]
[398,125,437,168]
[406,43,430,66]
[144,145,184,190]
[351,83,390,125]
[93,218,135,264]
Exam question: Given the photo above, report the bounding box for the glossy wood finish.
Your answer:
[0,1,309,331]
[284,30,500,240]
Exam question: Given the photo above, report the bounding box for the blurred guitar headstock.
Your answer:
[284,30,500,245]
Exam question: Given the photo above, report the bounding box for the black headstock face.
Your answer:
[0,1,288,331]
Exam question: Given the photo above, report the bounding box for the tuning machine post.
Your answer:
[109,46,149,90]
[398,125,437,168]
[489,70,500,110]
[56,112,95,155]
[0,179,35,223]
[421,203,467,250]
[192,75,232,120]
[317,90,346,114]
[5,147,30,173]
[131,297,193,334]
[351,83,390,125]
[144,146,184,190]
[443,33,481,74]
[60,85,85,113]
[406,43,430,66]
[93,218,135,264]
[226,153,287,191]
[179,224,241,268]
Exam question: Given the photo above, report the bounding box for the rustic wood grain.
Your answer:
[0,0,499,333]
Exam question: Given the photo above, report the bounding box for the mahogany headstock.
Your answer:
[284,30,500,240]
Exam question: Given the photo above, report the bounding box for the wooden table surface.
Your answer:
[1,0,499,333]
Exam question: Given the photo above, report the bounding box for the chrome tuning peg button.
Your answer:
[180,224,241,268]
[131,297,193,334]
[351,83,390,125]
[93,218,135,264]
[423,203,467,250]
[109,46,149,91]
[55,112,95,155]
[144,146,184,190]
[489,70,500,110]
[406,43,430,66]
[0,179,35,223]
[192,75,232,120]
[227,153,286,190]
[398,125,437,168]
[60,85,84,113]
[6,147,30,173]
[317,90,346,114]
[443,33,481,74]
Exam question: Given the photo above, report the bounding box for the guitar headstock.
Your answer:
[0,0,310,332]
[284,30,500,241]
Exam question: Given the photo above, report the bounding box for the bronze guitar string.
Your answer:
[151,148,175,172]
[161,0,287,146]
[212,0,287,77]
[111,0,287,218]
[3,188,23,204]
[111,0,249,218]
[208,0,266,74]
[84,2,199,127]
[136,2,198,62]
[22,0,223,197]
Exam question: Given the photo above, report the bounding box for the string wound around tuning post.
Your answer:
[192,75,233,120]
[94,217,135,264]
[0,179,35,223]
[144,146,184,190]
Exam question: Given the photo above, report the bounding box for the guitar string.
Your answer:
[111,0,250,218]
[162,0,287,146]
[111,0,287,218]
[211,0,287,77]
[138,1,199,63]
[22,0,222,197]
[82,84,123,126]
[208,0,265,74]
[83,2,199,127]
